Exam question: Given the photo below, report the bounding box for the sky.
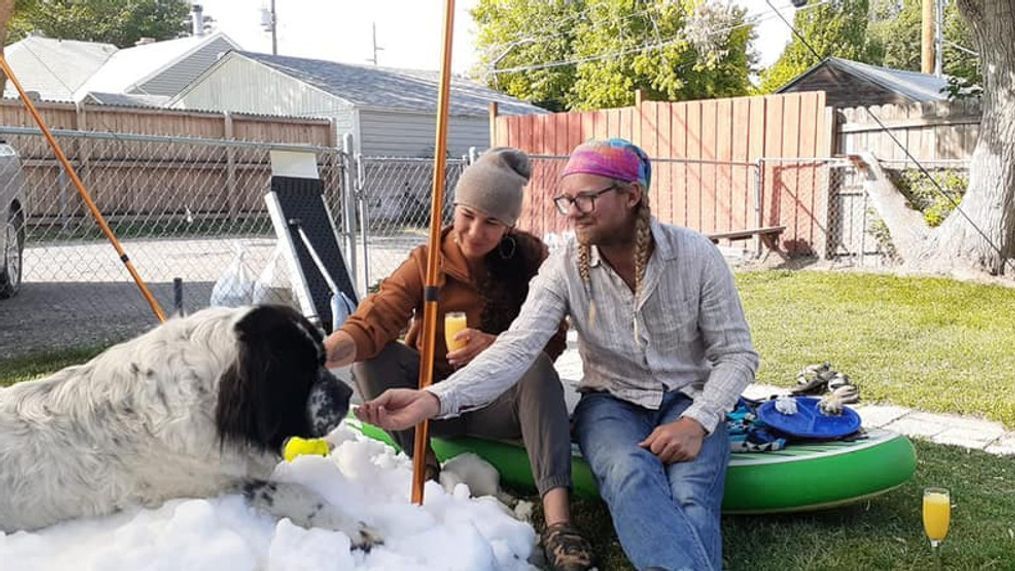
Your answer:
[198,0,798,76]
[0,425,538,571]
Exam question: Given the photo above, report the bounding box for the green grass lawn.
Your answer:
[562,440,1015,570]
[0,345,107,388]
[737,270,1015,428]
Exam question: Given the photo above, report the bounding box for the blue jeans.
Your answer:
[574,391,729,571]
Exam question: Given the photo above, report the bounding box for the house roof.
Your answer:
[778,57,951,103]
[2,36,118,101]
[74,32,239,100]
[79,92,171,108]
[232,51,545,116]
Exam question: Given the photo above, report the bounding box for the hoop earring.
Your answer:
[498,235,517,259]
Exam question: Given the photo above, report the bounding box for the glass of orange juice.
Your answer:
[444,311,468,352]
[923,487,950,568]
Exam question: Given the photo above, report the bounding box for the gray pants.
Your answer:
[353,341,573,497]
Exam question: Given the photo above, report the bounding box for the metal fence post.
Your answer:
[468,146,478,165]
[341,133,359,293]
[355,152,370,295]
[753,159,763,258]
[224,112,236,216]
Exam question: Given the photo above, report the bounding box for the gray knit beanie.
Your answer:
[453,147,531,226]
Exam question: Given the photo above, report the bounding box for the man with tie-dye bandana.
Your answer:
[358,138,759,570]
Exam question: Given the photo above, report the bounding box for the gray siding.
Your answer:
[173,56,355,130]
[358,110,488,157]
[135,37,236,97]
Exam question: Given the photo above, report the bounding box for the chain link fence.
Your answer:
[0,126,345,360]
[2,124,962,363]
[352,156,467,292]
[525,155,768,254]
[823,158,969,266]
[0,126,471,361]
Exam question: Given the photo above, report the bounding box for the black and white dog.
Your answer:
[0,305,376,547]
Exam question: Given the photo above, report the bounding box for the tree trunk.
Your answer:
[922,0,1015,274]
[0,0,14,96]
[857,151,931,260]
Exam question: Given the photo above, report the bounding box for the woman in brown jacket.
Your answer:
[324,148,593,571]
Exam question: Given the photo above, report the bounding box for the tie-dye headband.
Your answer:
[560,138,652,190]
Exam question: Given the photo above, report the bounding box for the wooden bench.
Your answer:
[707,225,786,259]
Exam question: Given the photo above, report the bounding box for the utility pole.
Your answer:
[270,0,277,55]
[934,0,944,76]
[921,0,934,74]
[367,22,384,66]
[261,0,277,55]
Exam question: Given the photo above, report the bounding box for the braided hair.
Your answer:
[477,231,542,335]
[576,183,653,334]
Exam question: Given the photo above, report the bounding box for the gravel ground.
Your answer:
[0,234,422,363]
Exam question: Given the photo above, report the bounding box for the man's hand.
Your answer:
[638,417,707,464]
[446,328,496,367]
[355,389,440,431]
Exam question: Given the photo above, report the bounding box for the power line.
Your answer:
[482,0,826,59]
[489,11,760,75]
[480,2,656,54]
[486,1,831,76]
[943,39,978,57]
[763,0,821,60]
[764,0,1008,273]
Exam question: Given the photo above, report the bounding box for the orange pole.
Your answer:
[0,56,167,323]
[411,0,455,505]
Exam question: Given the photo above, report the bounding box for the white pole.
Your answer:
[934,0,944,77]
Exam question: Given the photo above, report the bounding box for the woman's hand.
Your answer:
[446,328,497,367]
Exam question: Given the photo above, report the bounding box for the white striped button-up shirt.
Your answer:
[428,219,759,434]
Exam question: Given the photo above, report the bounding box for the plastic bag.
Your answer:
[330,290,357,330]
[210,242,256,307]
[252,244,296,307]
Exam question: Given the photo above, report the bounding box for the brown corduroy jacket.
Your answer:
[340,226,568,380]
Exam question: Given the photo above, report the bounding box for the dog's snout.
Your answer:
[306,368,353,437]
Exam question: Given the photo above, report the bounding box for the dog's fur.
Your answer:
[0,305,375,546]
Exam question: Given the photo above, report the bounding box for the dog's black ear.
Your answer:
[216,306,320,452]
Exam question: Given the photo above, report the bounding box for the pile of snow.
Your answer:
[0,426,537,571]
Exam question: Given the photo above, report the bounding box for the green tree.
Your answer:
[868,0,980,88]
[9,0,190,48]
[472,0,582,111]
[1,0,15,95]
[940,0,980,89]
[472,0,756,111]
[868,0,919,70]
[862,0,1014,276]
[758,0,876,94]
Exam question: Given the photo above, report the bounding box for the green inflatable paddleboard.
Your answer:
[346,419,916,514]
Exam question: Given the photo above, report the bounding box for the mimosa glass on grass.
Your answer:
[923,487,950,568]
[444,312,468,352]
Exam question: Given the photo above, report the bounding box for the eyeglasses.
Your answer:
[552,184,623,215]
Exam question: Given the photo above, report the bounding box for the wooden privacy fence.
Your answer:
[837,99,981,166]
[0,99,336,144]
[3,96,980,260]
[494,91,833,256]
[1,100,341,223]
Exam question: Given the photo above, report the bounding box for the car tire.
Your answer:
[0,207,24,299]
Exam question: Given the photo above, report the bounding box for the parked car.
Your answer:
[0,142,26,298]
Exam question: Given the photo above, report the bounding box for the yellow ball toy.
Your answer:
[283,436,331,462]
